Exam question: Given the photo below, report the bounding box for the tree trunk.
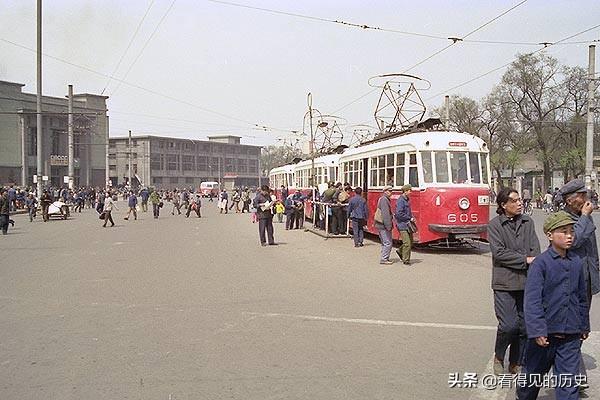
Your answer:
[543,160,551,191]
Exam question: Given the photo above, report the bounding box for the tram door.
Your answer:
[362,158,369,196]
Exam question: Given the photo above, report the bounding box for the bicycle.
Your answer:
[523,200,534,216]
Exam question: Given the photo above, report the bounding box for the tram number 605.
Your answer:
[448,213,478,223]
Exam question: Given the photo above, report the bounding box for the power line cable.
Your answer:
[205,0,447,40]
[100,0,156,95]
[333,0,528,114]
[110,0,177,96]
[0,37,279,129]
[426,23,600,101]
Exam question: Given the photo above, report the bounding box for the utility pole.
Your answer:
[444,95,450,130]
[128,130,132,189]
[36,0,43,196]
[308,92,315,199]
[68,84,74,189]
[105,116,110,188]
[585,44,596,190]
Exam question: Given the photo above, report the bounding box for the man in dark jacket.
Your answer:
[395,184,414,265]
[488,187,540,375]
[40,190,53,222]
[347,187,368,247]
[375,186,394,265]
[0,189,10,235]
[253,185,276,246]
[559,178,599,387]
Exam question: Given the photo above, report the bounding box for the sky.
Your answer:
[0,0,598,148]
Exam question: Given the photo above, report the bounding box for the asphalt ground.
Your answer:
[0,203,598,400]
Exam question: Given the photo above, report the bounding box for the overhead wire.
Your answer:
[333,0,529,114]
[426,23,600,101]
[100,0,156,95]
[110,0,177,96]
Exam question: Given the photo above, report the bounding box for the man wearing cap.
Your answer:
[516,211,590,400]
[394,184,414,265]
[560,178,599,386]
[375,186,394,264]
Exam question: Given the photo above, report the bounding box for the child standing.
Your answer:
[517,211,590,400]
[275,200,284,223]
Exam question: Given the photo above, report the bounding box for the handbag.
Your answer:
[408,220,417,233]
[374,207,383,224]
[99,212,106,220]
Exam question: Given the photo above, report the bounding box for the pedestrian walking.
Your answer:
[25,193,37,222]
[488,187,540,375]
[347,186,368,247]
[171,190,182,215]
[252,185,276,246]
[374,186,394,265]
[559,178,600,387]
[516,211,590,400]
[394,184,415,265]
[186,194,201,218]
[149,190,161,219]
[140,188,149,212]
[219,189,228,214]
[0,189,10,235]
[102,192,118,227]
[124,191,138,221]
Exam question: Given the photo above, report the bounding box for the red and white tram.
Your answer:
[268,130,490,246]
[338,130,490,244]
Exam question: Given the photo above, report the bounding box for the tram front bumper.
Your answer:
[428,224,488,234]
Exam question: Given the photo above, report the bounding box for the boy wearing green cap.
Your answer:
[516,211,590,400]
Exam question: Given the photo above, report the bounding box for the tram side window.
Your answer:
[421,151,433,183]
[481,154,489,184]
[469,152,481,184]
[395,153,405,187]
[435,152,449,183]
[370,154,395,187]
[450,152,468,184]
[408,152,419,187]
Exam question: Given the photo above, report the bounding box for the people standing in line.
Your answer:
[559,178,599,388]
[284,194,296,230]
[102,191,117,227]
[516,211,590,400]
[253,185,276,246]
[488,187,540,376]
[40,190,52,222]
[25,193,37,222]
[219,189,229,214]
[140,187,149,212]
[292,191,305,229]
[281,185,289,201]
[149,190,161,219]
[347,186,368,247]
[395,184,415,266]
[186,193,202,218]
[374,186,394,265]
[0,189,10,235]
[330,183,344,235]
[171,190,181,215]
[124,191,138,221]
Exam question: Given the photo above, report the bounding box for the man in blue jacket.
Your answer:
[394,184,414,265]
[559,178,599,388]
[347,187,368,247]
[517,211,590,400]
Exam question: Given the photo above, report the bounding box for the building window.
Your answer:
[248,159,258,173]
[150,154,161,170]
[182,155,194,171]
[153,177,162,184]
[28,128,37,156]
[51,130,61,154]
[167,154,178,171]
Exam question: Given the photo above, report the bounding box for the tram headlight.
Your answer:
[458,197,470,210]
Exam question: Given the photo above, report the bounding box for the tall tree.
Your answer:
[260,145,303,175]
[433,95,484,135]
[499,53,568,187]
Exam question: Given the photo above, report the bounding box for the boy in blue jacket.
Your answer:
[517,211,590,400]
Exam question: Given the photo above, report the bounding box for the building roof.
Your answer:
[109,134,261,147]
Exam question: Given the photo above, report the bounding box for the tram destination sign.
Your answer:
[448,141,467,147]
[50,155,68,166]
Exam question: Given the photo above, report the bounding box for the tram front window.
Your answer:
[450,152,468,183]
